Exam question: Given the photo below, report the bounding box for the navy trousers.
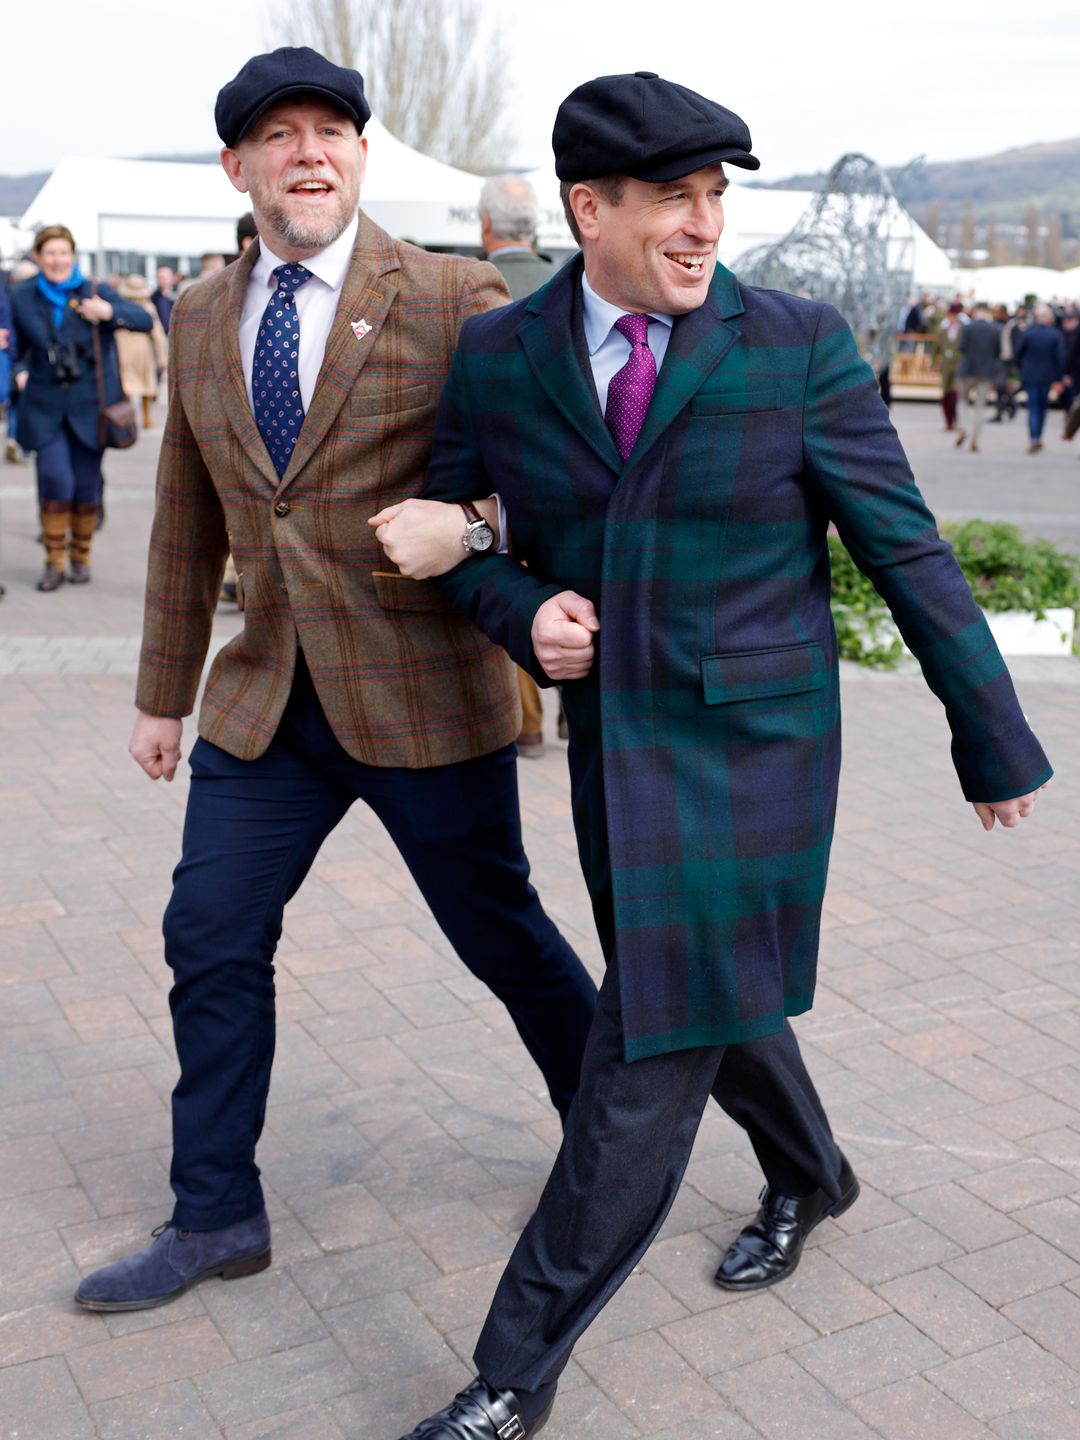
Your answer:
[1026,382,1052,442]
[163,657,598,1230]
[474,951,841,1398]
[35,423,103,505]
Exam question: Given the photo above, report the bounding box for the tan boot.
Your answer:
[142,395,154,429]
[68,503,99,584]
[37,502,70,591]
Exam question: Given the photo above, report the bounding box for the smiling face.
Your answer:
[221,98,365,261]
[571,166,727,316]
[35,237,76,285]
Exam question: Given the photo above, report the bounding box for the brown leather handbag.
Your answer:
[90,281,138,450]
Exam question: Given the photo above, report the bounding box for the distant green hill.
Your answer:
[753,137,1080,240]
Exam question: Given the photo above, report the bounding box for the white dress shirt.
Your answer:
[581,269,674,414]
[239,214,359,413]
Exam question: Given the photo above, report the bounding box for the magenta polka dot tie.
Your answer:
[604,313,656,461]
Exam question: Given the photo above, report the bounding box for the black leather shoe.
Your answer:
[714,1153,859,1292]
[398,1377,552,1439]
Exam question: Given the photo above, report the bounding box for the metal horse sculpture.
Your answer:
[737,153,917,374]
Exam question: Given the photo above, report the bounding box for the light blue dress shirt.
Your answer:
[581,270,674,415]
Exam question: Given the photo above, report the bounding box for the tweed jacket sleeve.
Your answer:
[802,305,1052,803]
[423,343,564,685]
[135,309,231,718]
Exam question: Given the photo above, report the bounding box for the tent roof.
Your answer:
[953,264,1080,306]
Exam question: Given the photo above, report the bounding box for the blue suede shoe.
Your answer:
[75,1210,271,1311]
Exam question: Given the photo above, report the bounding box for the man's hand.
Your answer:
[130,713,183,781]
[0,327,8,352]
[972,784,1047,831]
[368,498,498,578]
[531,591,600,680]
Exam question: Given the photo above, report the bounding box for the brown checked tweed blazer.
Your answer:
[136,212,520,768]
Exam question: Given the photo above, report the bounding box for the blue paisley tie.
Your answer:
[252,263,314,476]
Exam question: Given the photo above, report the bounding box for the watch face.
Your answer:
[467,522,494,552]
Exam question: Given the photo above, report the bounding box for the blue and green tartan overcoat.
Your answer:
[424,256,1052,1062]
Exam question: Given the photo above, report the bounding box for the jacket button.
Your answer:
[274,500,291,517]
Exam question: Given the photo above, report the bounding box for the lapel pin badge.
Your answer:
[351,317,373,341]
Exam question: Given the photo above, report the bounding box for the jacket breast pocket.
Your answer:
[348,384,430,417]
[372,569,450,616]
[701,641,827,705]
[691,383,781,416]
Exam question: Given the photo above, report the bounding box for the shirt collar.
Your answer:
[581,268,673,356]
[253,213,359,294]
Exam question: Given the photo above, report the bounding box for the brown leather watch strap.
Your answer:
[460,502,484,525]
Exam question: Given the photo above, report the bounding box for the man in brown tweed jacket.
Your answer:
[72,47,597,1314]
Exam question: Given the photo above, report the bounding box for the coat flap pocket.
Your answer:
[691,383,780,416]
[702,643,827,705]
[372,569,449,615]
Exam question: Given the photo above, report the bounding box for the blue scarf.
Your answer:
[35,266,87,331]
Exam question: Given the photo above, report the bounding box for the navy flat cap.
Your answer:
[216,47,371,148]
[553,71,759,182]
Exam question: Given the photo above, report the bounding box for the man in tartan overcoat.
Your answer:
[391,73,1052,1440]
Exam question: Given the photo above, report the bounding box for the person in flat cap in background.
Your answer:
[71,46,599,1314]
[386,71,1051,1439]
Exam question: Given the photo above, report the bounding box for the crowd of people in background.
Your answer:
[0,220,256,599]
[901,291,1080,454]
[2,213,1080,604]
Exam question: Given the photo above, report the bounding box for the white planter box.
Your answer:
[982,607,1075,656]
[837,606,1076,659]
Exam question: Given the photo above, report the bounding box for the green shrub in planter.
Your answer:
[827,522,1079,668]
[941,520,1080,616]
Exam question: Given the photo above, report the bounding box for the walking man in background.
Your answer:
[1015,302,1065,454]
[72,46,597,1315]
[956,300,1001,452]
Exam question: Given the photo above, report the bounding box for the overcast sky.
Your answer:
[4,0,1078,179]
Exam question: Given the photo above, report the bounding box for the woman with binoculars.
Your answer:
[9,226,152,590]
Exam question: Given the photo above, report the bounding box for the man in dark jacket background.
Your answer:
[1015,303,1065,453]
[956,302,1001,452]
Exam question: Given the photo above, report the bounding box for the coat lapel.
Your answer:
[278,211,400,493]
[518,258,622,476]
[626,264,745,466]
[209,244,281,490]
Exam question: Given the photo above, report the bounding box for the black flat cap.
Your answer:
[553,71,759,182]
[216,46,371,148]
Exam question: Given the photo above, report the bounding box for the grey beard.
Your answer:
[260,193,356,251]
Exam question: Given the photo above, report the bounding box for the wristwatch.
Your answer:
[460,501,494,553]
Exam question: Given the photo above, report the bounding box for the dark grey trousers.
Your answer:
[473,953,840,1395]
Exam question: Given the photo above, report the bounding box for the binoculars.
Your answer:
[46,339,86,384]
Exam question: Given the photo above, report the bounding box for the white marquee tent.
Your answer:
[19,120,956,291]
[952,264,1080,306]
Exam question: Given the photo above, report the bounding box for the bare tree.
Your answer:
[1022,203,1041,265]
[269,0,513,172]
[958,199,976,268]
[1044,213,1064,269]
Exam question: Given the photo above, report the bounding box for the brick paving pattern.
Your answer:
[1,399,1078,1438]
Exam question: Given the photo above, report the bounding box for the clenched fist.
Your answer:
[531,591,599,681]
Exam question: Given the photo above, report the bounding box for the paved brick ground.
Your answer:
[1,400,1079,1439]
